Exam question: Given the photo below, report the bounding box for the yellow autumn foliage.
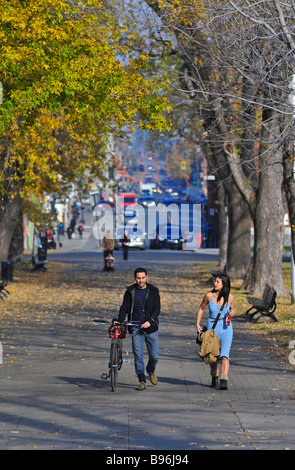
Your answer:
[0,0,171,204]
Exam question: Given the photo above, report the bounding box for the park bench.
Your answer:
[0,281,9,300]
[245,283,278,322]
[31,248,48,273]
[1,261,14,282]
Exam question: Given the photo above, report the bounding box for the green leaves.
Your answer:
[0,0,170,203]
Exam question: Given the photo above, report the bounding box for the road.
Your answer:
[45,209,218,268]
[47,248,218,267]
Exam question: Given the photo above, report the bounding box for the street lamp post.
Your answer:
[291,160,295,304]
[290,76,295,304]
[291,243,295,304]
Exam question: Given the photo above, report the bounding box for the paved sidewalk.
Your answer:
[56,210,98,253]
[0,250,294,451]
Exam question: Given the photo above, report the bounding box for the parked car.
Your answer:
[138,195,156,207]
[120,209,139,226]
[93,200,115,210]
[160,196,177,206]
[114,226,146,250]
[150,224,185,250]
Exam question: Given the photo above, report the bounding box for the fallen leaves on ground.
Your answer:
[0,259,294,367]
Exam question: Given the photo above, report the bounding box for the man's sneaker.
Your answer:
[219,379,228,390]
[136,381,146,391]
[149,373,157,385]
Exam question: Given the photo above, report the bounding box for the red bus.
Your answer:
[119,193,136,210]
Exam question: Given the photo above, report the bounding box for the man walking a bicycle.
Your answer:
[116,267,161,391]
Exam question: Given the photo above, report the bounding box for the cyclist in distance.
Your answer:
[116,267,161,391]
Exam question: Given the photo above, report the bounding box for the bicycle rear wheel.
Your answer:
[110,341,119,391]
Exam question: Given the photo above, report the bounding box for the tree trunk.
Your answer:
[216,182,228,271]
[245,186,285,294]
[283,148,295,265]
[0,193,22,262]
[242,110,285,295]
[208,144,252,279]
[8,212,24,262]
[227,184,251,279]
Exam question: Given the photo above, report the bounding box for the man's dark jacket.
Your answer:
[118,283,160,333]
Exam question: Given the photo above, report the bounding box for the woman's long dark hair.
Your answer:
[213,272,231,304]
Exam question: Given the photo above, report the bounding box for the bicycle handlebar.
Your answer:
[92,319,111,325]
[93,319,141,326]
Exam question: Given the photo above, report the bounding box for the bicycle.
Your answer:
[93,319,139,391]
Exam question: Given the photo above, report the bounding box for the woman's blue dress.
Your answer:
[206,293,233,359]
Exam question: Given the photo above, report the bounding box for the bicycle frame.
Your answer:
[108,323,125,391]
[94,319,139,392]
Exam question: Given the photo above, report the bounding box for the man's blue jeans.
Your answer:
[132,328,159,378]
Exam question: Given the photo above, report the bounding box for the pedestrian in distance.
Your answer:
[102,230,115,271]
[57,223,64,247]
[103,252,115,272]
[196,272,235,390]
[77,222,84,239]
[70,217,76,234]
[66,225,72,240]
[117,267,160,390]
[102,230,115,258]
[121,229,130,260]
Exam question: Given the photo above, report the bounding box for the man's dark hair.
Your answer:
[134,267,147,278]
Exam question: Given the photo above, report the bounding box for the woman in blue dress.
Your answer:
[196,273,235,390]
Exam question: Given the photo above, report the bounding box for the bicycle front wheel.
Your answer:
[110,341,119,391]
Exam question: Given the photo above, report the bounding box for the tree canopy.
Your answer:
[142,0,295,293]
[0,0,171,204]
